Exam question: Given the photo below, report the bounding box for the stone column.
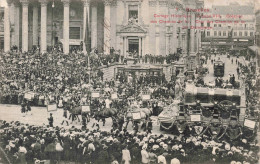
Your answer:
[177,9,181,49]
[149,1,156,55]
[190,12,195,53]
[159,1,167,56]
[62,0,70,54]
[14,3,20,49]
[4,0,11,52]
[123,1,127,25]
[10,4,15,47]
[110,1,117,49]
[32,4,39,46]
[126,38,128,54]
[91,3,97,49]
[123,37,126,57]
[166,35,169,55]
[82,0,89,53]
[40,0,47,53]
[142,37,145,57]
[138,2,143,24]
[21,0,29,52]
[171,8,177,53]
[138,37,141,57]
[104,0,111,54]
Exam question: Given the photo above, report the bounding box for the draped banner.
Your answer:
[142,95,151,100]
[24,92,34,100]
[190,114,201,122]
[111,93,118,99]
[244,119,256,129]
[132,112,141,120]
[82,106,90,113]
[47,103,57,112]
[91,92,100,98]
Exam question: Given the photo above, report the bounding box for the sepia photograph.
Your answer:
[0,0,259,163]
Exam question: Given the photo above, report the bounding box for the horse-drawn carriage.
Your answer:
[214,60,225,77]
[158,99,258,142]
[198,65,209,75]
[124,105,152,128]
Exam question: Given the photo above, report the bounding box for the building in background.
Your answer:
[256,10,260,47]
[201,2,255,51]
[0,7,4,50]
[251,9,260,74]
[2,0,202,58]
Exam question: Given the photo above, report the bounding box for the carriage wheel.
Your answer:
[160,125,164,131]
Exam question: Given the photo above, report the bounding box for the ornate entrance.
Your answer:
[128,38,139,58]
[118,23,147,58]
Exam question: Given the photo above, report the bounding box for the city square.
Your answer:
[0,0,260,164]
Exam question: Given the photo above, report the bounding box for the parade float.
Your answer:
[158,83,258,141]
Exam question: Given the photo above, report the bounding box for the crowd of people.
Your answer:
[0,120,259,164]
[0,50,122,103]
[0,46,259,164]
[0,49,182,106]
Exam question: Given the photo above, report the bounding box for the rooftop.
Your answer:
[212,5,254,15]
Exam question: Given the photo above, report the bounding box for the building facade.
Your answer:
[3,0,203,57]
[256,10,260,47]
[201,3,255,50]
[0,7,4,50]
[254,10,260,74]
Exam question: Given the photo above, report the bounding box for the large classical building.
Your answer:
[256,10,260,47]
[3,0,203,58]
[201,3,255,50]
[0,7,4,50]
[254,9,260,74]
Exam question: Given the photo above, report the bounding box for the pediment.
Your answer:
[118,24,147,33]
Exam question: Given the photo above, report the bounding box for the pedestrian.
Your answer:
[81,114,87,129]
[122,145,131,164]
[21,99,26,116]
[133,122,139,135]
[118,115,124,131]
[171,158,180,164]
[61,104,69,126]
[26,101,32,115]
[147,118,153,133]
[148,149,157,164]
[48,113,54,127]
[141,145,149,164]
[157,152,167,164]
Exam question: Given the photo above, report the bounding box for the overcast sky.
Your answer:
[0,0,260,10]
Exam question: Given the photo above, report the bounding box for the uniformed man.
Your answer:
[21,99,26,116]
[48,113,54,127]
[147,118,153,134]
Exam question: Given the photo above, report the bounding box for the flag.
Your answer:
[83,6,91,55]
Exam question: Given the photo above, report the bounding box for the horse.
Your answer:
[69,106,81,123]
[93,108,118,126]
[124,107,152,129]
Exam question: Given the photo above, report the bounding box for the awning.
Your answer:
[231,47,246,51]
[248,46,259,53]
